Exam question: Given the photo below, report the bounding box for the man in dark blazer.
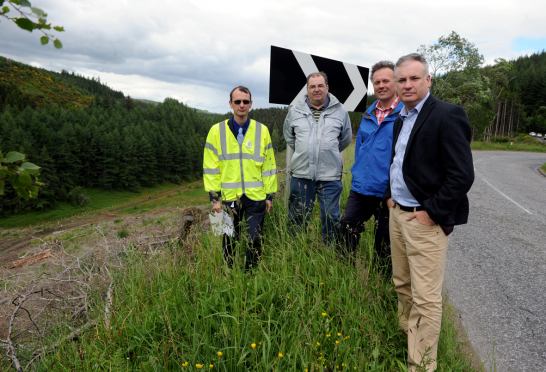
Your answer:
[384,53,474,371]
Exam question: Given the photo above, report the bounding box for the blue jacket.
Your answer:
[351,100,404,197]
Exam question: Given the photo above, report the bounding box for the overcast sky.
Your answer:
[1,0,545,113]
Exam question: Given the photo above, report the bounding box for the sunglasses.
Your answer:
[232,100,251,105]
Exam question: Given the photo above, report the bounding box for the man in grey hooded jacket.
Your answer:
[283,71,352,246]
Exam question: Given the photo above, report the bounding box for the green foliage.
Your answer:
[0,150,41,199]
[491,136,511,143]
[116,227,129,238]
[36,196,476,371]
[1,0,64,48]
[67,186,89,206]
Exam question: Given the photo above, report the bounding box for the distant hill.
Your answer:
[0,57,93,109]
[135,98,161,105]
[0,56,125,110]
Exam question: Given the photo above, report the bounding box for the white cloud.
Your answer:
[1,0,545,112]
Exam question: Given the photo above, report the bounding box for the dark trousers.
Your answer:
[337,190,391,276]
[288,176,342,246]
[222,195,266,271]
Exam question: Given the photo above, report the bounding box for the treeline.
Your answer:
[420,33,546,140]
[0,99,215,217]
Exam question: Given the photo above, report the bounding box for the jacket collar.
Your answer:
[363,99,404,120]
[295,93,340,114]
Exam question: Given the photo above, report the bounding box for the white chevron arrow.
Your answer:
[342,62,367,112]
[289,51,367,110]
[290,50,319,106]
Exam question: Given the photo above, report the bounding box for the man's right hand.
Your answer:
[387,198,395,209]
[212,201,222,214]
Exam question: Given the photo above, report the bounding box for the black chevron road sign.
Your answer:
[269,45,369,112]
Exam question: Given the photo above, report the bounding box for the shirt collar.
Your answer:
[231,116,250,132]
[400,92,430,118]
[375,96,400,112]
[306,94,330,109]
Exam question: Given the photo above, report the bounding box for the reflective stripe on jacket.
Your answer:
[203,119,277,201]
[350,100,404,197]
[283,93,352,181]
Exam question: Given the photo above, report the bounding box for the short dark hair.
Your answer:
[370,61,395,80]
[230,86,252,101]
[306,71,328,86]
[395,53,429,76]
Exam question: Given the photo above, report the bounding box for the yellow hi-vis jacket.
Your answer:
[203,119,277,202]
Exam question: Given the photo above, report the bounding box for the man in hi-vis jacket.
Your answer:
[203,86,277,271]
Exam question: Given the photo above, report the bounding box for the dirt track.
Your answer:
[0,181,203,267]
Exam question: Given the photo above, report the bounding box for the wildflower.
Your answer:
[322,312,327,317]
[337,333,341,336]
[320,282,324,285]
[317,342,320,346]
[251,343,256,348]
[196,364,203,368]
[217,352,223,356]
[209,365,213,368]
[326,334,331,337]
[336,341,340,344]
[278,353,283,358]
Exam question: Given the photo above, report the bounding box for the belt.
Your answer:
[397,204,425,213]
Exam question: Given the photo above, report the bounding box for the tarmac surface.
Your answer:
[445,150,546,371]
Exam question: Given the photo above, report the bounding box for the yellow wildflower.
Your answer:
[251,343,256,348]
[209,365,213,368]
[217,351,223,356]
[278,353,283,358]
[320,282,324,285]
[182,361,188,366]
[336,340,340,344]
[196,364,203,369]
[322,312,327,317]
[317,342,320,346]
[326,334,331,337]
[337,333,341,336]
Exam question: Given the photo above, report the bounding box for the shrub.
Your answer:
[116,227,129,239]
[67,186,90,206]
[492,136,511,143]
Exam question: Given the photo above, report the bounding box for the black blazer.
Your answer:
[384,95,474,225]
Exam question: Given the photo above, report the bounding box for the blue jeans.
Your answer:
[288,177,342,246]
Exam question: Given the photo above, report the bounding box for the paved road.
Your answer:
[445,151,546,371]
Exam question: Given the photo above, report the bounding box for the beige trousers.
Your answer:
[389,205,449,372]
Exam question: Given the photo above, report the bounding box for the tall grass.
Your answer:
[31,143,479,371]
[36,210,477,371]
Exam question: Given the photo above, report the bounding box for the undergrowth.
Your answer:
[32,200,478,371]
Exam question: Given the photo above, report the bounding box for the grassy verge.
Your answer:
[0,181,201,228]
[36,199,477,371]
[27,143,480,372]
[541,163,546,173]
[471,138,546,152]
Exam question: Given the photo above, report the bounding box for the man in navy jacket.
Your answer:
[337,61,403,275]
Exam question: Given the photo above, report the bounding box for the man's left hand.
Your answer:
[265,200,272,214]
[406,210,435,226]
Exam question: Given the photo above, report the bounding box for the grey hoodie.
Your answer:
[283,93,352,181]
